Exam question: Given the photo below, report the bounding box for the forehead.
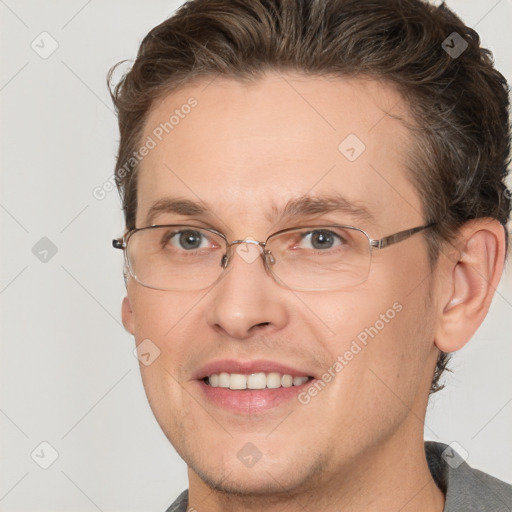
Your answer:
[136,73,422,233]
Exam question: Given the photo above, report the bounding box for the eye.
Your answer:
[299,229,344,250]
[164,229,212,251]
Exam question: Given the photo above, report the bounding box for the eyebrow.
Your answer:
[144,194,375,227]
[145,198,209,226]
[271,194,375,225]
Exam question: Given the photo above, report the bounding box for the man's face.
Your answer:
[122,74,441,494]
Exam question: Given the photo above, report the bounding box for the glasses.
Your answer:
[112,223,436,292]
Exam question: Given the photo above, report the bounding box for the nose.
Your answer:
[205,241,289,340]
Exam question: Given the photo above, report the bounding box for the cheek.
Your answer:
[128,285,202,342]
[127,285,202,400]
[310,270,435,419]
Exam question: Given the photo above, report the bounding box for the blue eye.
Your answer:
[300,229,343,250]
[166,230,211,251]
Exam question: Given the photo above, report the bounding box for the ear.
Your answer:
[121,296,135,335]
[434,218,506,353]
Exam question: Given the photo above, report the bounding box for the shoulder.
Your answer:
[163,489,189,512]
[425,441,512,511]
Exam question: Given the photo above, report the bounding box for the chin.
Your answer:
[192,463,307,497]
[184,442,329,499]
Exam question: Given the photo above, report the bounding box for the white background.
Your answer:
[1,1,511,511]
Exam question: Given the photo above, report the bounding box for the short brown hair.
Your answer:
[108,0,511,394]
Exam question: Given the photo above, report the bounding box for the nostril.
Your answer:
[249,322,271,335]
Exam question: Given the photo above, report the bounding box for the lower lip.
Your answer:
[196,379,313,414]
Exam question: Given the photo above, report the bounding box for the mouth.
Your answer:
[194,360,316,414]
[203,372,313,390]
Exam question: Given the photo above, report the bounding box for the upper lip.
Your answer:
[194,359,316,380]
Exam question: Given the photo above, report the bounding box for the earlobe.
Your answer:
[121,295,135,335]
[434,219,505,353]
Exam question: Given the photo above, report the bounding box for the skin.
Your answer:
[121,73,505,511]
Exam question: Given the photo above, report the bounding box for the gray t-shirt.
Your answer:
[164,441,512,511]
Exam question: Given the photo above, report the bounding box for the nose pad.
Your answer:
[265,250,276,265]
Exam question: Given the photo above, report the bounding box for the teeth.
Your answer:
[293,376,308,386]
[207,372,310,390]
[266,372,281,389]
[218,372,230,388]
[229,373,247,390]
[247,372,266,389]
[281,374,293,387]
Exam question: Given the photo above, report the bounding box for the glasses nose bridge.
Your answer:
[229,238,266,248]
[221,238,270,270]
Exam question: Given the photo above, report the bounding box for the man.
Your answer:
[109,0,512,510]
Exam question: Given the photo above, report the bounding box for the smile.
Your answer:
[205,372,312,390]
[195,360,318,413]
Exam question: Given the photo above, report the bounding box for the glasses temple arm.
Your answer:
[370,223,436,249]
